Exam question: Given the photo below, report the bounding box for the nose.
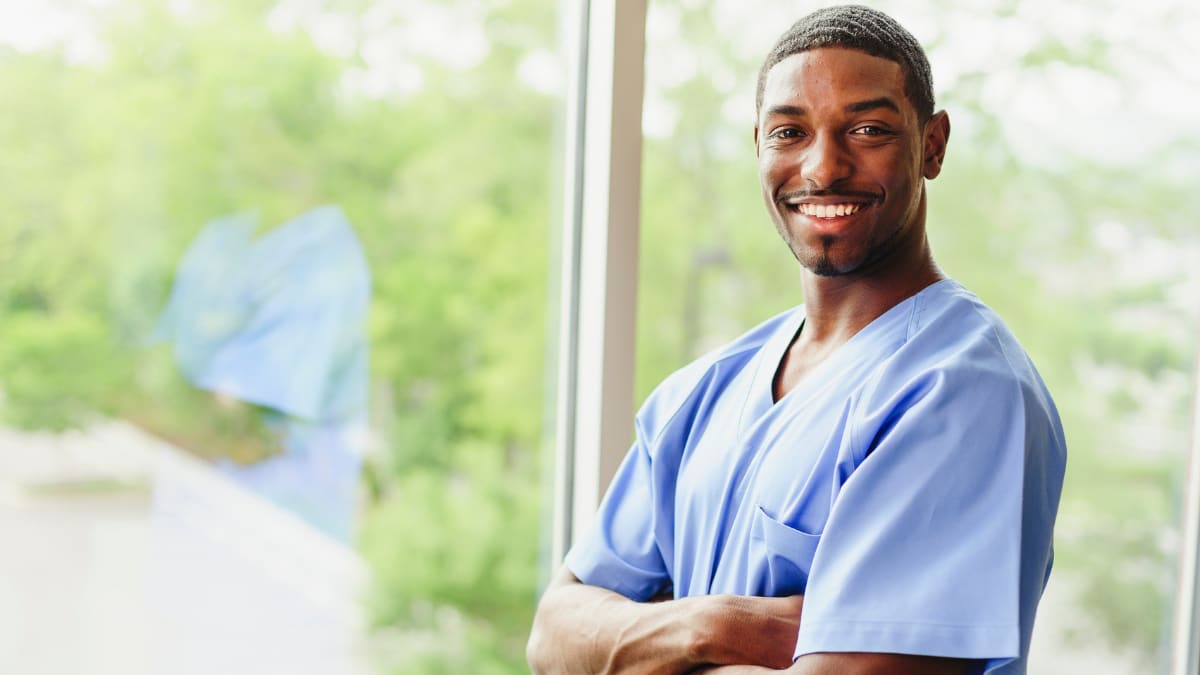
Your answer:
[800,133,852,189]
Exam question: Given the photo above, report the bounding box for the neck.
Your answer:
[798,234,943,346]
[772,235,941,401]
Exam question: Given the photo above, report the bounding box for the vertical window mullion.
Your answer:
[551,0,647,566]
[1172,334,1200,675]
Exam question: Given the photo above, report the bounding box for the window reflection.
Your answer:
[0,1,560,673]
[154,205,370,542]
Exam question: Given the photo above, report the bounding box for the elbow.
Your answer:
[526,615,550,674]
[527,567,588,674]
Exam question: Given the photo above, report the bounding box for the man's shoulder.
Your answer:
[902,280,1038,377]
[871,280,1062,429]
[636,306,799,438]
[852,280,1066,479]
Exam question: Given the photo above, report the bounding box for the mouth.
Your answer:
[776,190,879,221]
[785,202,866,219]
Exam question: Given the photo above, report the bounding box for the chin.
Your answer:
[792,242,869,277]
[810,260,852,277]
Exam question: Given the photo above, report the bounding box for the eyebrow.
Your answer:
[763,104,806,118]
[763,97,902,119]
[845,97,901,114]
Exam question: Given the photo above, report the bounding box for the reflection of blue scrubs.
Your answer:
[154,205,370,543]
[566,280,1066,674]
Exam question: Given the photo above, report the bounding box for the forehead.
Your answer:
[760,47,910,116]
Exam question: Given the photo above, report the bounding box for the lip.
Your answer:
[775,188,879,206]
[783,201,872,234]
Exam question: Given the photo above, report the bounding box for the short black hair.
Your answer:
[756,5,935,122]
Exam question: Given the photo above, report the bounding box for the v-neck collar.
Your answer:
[736,280,953,438]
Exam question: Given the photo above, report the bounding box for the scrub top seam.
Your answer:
[802,617,1015,629]
[907,281,926,340]
[948,288,1029,389]
[962,305,1034,636]
[846,293,923,464]
[648,339,779,449]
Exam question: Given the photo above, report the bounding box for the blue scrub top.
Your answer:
[566,279,1066,674]
[154,205,370,422]
[154,205,371,542]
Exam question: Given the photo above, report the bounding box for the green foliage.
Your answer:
[361,455,539,672]
[2,0,1194,669]
[1,0,554,670]
[0,310,127,429]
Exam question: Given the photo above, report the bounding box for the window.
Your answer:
[5,1,1198,673]
[634,1,1199,672]
[0,1,562,673]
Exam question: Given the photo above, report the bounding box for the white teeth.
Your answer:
[795,203,862,218]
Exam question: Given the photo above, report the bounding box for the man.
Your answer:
[527,5,1066,674]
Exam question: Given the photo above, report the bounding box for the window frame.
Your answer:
[1172,342,1200,675]
[549,0,647,564]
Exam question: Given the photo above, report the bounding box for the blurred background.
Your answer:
[0,0,1195,673]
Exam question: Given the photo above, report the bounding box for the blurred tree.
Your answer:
[0,0,555,671]
[1,0,1195,670]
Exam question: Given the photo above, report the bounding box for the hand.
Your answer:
[682,594,804,670]
[528,567,804,675]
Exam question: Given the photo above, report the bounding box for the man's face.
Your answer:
[755,47,946,277]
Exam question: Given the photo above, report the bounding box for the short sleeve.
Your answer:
[795,361,1045,670]
[564,423,673,601]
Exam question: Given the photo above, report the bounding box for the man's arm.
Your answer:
[526,566,805,675]
[694,652,976,675]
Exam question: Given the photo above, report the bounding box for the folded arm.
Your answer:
[692,652,975,674]
[526,566,804,675]
[528,567,977,675]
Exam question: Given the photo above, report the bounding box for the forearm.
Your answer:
[528,567,806,674]
[526,568,699,675]
[691,652,976,675]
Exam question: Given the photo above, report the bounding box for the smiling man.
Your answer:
[527,6,1066,675]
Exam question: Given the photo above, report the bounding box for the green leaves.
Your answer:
[1,2,555,670]
[3,0,1195,668]
[0,310,126,430]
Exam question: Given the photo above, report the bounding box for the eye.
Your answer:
[769,127,804,140]
[852,125,893,136]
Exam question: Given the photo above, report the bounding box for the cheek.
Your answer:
[873,159,919,201]
[759,153,789,192]
[757,160,777,199]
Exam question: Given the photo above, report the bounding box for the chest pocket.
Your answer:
[750,505,821,597]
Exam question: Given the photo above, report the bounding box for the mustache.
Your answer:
[775,188,880,204]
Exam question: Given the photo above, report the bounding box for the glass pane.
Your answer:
[0,1,562,673]
[637,1,1198,672]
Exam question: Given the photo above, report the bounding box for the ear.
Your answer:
[922,110,950,179]
[753,125,761,158]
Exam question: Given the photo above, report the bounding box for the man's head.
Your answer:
[755,5,935,124]
[753,6,949,278]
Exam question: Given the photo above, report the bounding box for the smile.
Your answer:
[787,203,864,218]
